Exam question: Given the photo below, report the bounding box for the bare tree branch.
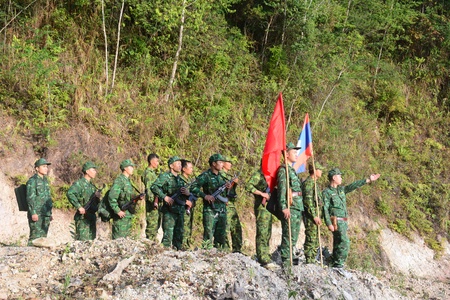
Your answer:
[101,0,109,96]
[0,0,38,34]
[111,0,125,92]
[164,0,187,102]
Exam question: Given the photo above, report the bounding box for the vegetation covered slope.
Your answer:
[1,0,450,272]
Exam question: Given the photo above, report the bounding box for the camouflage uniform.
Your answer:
[67,178,97,240]
[223,171,242,253]
[151,171,186,250]
[301,176,322,263]
[181,174,195,250]
[109,174,134,239]
[246,169,272,264]
[322,173,366,268]
[142,167,161,240]
[191,169,228,249]
[277,165,304,263]
[26,173,52,245]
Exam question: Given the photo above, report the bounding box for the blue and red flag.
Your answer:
[262,93,286,191]
[293,113,313,173]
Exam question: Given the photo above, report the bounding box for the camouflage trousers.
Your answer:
[255,203,272,264]
[280,209,302,262]
[303,215,320,263]
[161,205,185,250]
[182,207,195,250]
[112,215,132,240]
[203,205,227,249]
[225,202,242,253]
[74,213,96,241]
[28,214,51,246]
[145,201,162,241]
[331,220,350,267]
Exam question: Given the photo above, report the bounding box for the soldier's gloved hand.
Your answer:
[31,214,39,222]
[282,208,290,220]
[78,207,86,215]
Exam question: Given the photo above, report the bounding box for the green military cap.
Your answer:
[208,153,226,165]
[286,142,301,151]
[35,158,51,167]
[120,159,136,170]
[222,156,233,163]
[308,162,325,173]
[328,167,343,180]
[82,161,97,172]
[168,156,181,167]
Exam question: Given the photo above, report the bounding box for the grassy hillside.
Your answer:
[1,0,450,272]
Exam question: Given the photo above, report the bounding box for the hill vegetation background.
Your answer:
[1,0,450,274]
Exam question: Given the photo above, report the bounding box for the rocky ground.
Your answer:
[0,236,449,300]
[0,238,404,300]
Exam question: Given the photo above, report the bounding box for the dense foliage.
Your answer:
[1,0,450,271]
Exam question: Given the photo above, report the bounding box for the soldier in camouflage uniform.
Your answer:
[181,159,196,250]
[151,156,192,250]
[67,161,100,241]
[277,142,303,265]
[223,157,242,253]
[142,153,161,241]
[109,159,144,239]
[246,167,273,266]
[323,168,380,272]
[191,154,231,249]
[301,162,324,264]
[26,158,53,246]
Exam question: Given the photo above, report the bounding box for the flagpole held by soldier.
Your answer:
[277,142,303,267]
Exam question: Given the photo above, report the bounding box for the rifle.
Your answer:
[210,173,240,208]
[83,184,105,213]
[121,183,145,214]
[170,178,197,211]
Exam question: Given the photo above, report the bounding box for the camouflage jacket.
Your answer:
[26,174,52,216]
[191,169,228,209]
[322,179,366,226]
[277,165,303,211]
[66,177,97,211]
[150,171,182,205]
[301,176,322,219]
[108,174,133,215]
[246,169,268,203]
[142,167,158,202]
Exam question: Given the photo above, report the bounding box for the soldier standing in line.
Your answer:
[26,158,53,246]
[151,156,192,250]
[222,157,242,253]
[323,168,380,275]
[181,159,196,250]
[277,142,303,266]
[67,161,100,241]
[246,165,275,268]
[191,154,231,249]
[142,153,161,241]
[109,159,144,239]
[301,162,324,264]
